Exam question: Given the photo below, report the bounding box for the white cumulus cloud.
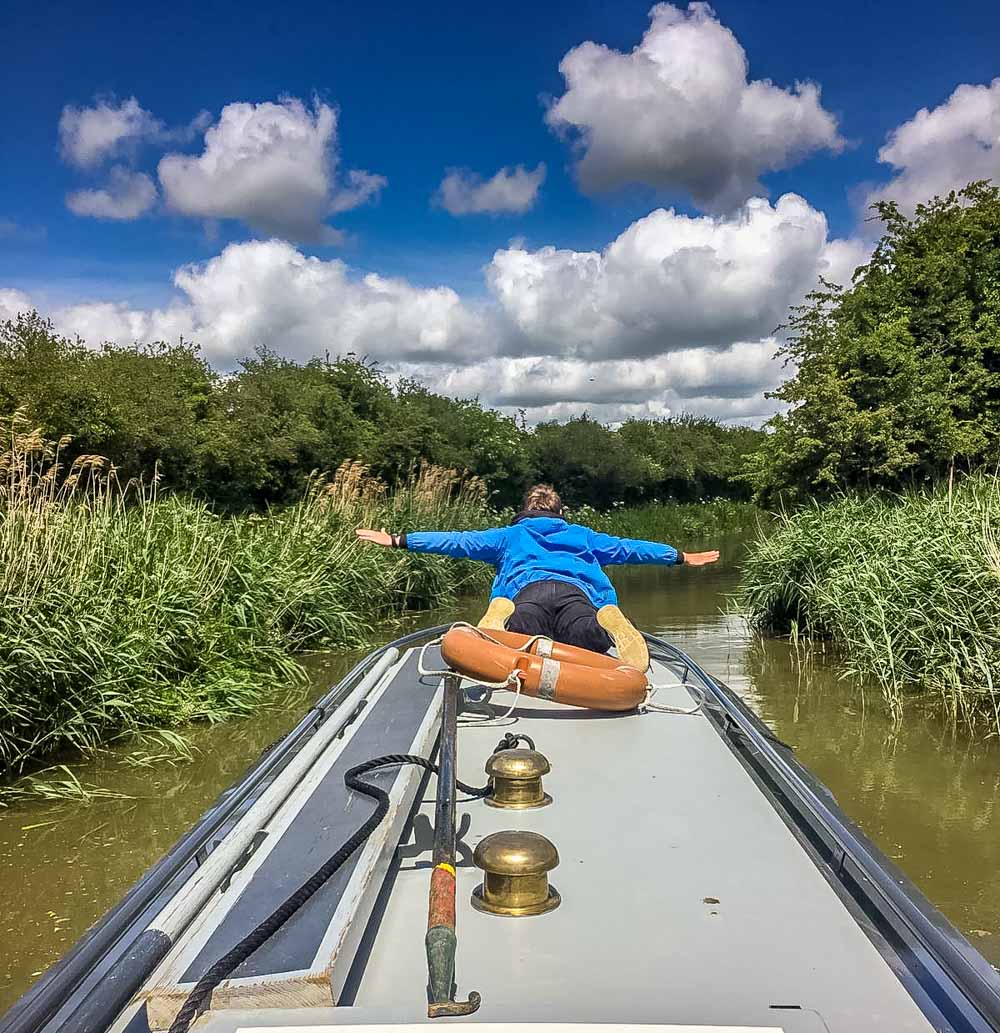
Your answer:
[0,289,35,322]
[66,167,158,220]
[44,240,487,365]
[329,169,389,214]
[488,193,839,359]
[403,338,781,418]
[436,163,546,215]
[10,193,864,424]
[58,96,162,168]
[546,2,843,210]
[157,98,386,242]
[816,236,871,290]
[53,299,195,346]
[867,78,1000,216]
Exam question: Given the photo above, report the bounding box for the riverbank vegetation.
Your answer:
[739,182,1000,732]
[0,416,493,786]
[740,476,1000,734]
[1,311,760,510]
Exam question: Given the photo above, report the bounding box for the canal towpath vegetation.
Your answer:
[0,409,756,795]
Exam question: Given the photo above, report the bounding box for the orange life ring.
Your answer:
[440,627,647,712]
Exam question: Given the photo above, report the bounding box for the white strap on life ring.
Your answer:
[537,657,560,700]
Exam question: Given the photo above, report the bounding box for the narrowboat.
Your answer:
[3,625,999,1033]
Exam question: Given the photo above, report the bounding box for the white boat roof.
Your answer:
[185,649,935,1033]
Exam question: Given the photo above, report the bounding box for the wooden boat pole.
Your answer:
[426,673,481,1018]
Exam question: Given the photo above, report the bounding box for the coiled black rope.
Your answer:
[168,753,491,1033]
[493,731,535,752]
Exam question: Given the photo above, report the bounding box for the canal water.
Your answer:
[1,544,998,1012]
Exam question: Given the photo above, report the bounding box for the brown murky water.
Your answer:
[1,539,998,1012]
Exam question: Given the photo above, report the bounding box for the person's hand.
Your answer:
[356,528,393,547]
[683,550,720,566]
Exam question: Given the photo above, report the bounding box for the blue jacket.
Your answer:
[405,515,682,608]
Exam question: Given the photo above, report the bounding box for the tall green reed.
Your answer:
[739,475,1000,734]
[0,417,493,786]
[576,499,760,541]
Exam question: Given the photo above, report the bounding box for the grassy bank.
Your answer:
[0,415,492,785]
[1,407,764,792]
[739,476,1000,733]
[578,499,760,541]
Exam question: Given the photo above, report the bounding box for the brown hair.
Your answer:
[522,483,563,514]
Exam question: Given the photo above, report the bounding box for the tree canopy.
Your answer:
[747,182,1000,504]
[0,311,758,510]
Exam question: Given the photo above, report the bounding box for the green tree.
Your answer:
[370,382,533,505]
[618,415,762,500]
[204,351,380,506]
[747,182,1000,503]
[0,312,215,489]
[532,415,655,507]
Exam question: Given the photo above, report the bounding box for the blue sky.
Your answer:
[2,0,999,422]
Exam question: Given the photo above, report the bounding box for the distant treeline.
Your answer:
[0,311,763,509]
[6,183,998,511]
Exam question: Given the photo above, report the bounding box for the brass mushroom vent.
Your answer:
[471,830,560,917]
[485,748,552,809]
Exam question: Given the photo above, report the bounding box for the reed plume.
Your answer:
[0,429,494,791]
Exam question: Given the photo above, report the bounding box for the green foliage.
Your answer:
[531,415,763,508]
[0,313,757,508]
[739,475,1000,733]
[531,416,658,507]
[369,381,534,507]
[576,499,761,541]
[748,182,1000,503]
[618,415,762,501]
[0,312,216,490]
[203,350,381,506]
[0,419,493,785]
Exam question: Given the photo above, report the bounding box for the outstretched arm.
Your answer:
[355,527,507,563]
[587,530,719,567]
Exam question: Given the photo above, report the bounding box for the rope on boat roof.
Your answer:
[167,754,491,1033]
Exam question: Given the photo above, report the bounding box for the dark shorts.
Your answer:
[506,580,613,654]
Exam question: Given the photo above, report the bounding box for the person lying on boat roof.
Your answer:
[356,483,719,673]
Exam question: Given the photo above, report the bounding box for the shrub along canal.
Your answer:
[1,537,997,1011]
